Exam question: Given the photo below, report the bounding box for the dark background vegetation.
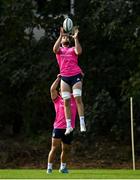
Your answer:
[0,0,140,168]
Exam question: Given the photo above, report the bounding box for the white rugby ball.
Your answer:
[63,18,73,32]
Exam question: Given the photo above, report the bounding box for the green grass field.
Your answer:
[0,169,140,179]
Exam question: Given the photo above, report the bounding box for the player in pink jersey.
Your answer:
[53,27,86,135]
[47,75,77,174]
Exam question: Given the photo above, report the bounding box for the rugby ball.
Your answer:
[63,18,73,32]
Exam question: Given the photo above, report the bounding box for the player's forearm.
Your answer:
[75,38,82,55]
[50,77,61,91]
[53,35,62,53]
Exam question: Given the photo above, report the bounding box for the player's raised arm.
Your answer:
[50,74,61,100]
[72,29,82,55]
[53,27,65,54]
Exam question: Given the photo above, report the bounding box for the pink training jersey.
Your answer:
[56,47,82,77]
[53,95,77,129]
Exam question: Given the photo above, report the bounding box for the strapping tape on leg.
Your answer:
[73,89,82,97]
[61,91,71,100]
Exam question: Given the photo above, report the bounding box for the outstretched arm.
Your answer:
[50,74,61,100]
[53,27,65,54]
[72,29,82,55]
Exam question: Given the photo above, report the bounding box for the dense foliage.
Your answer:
[0,0,140,144]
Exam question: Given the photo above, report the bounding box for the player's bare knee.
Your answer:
[51,145,59,153]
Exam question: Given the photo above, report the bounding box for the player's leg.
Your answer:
[59,131,73,173]
[61,79,73,135]
[73,81,86,132]
[59,143,70,173]
[47,137,61,173]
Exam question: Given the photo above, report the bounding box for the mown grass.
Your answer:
[0,169,140,179]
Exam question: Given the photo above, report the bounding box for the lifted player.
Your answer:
[53,27,86,135]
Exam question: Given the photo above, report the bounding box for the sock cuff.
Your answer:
[47,163,52,169]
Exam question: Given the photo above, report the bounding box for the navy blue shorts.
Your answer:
[52,129,73,145]
[61,73,82,87]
